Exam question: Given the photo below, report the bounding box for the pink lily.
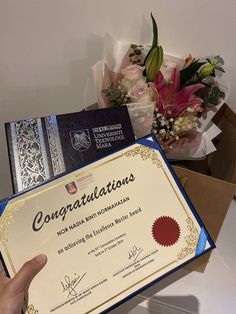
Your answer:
[151,68,204,117]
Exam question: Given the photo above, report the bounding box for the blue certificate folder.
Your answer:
[5,106,135,193]
[0,135,215,314]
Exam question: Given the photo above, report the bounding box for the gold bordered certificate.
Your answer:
[0,136,214,313]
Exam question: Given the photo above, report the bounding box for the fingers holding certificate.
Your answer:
[0,135,215,313]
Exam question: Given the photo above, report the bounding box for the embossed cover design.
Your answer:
[5,106,135,193]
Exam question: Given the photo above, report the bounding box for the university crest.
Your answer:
[69,129,91,152]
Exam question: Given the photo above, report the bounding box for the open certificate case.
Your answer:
[0,135,215,314]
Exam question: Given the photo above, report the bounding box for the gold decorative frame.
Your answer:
[124,144,199,261]
[0,143,202,313]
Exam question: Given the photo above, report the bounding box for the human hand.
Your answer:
[0,254,47,314]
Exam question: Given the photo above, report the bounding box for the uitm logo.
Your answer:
[65,181,78,195]
[69,129,91,152]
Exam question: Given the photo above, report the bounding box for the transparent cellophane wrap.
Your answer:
[90,33,230,160]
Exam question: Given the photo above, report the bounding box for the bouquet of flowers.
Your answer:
[92,14,229,160]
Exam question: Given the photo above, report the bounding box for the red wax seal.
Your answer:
[152,216,180,247]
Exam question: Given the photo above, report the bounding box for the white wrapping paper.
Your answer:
[91,34,229,160]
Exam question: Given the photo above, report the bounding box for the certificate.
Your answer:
[0,135,214,313]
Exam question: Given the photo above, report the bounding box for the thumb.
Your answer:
[9,254,47,295]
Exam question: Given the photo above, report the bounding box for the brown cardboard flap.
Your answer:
[173,165,236,272]
[210,104,236,183]
[224,104,236,126]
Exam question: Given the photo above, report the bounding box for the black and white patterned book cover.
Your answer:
[5,106,135,193]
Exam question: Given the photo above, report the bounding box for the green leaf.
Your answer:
[134,48,142,55]
[102,86,128,106]
[211,86,225,102]
[201,86,225,106]
[211,69,216,77]
[215,66,225,73]
[214,55,224,65]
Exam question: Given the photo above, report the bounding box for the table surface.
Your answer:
[111,199,236,314]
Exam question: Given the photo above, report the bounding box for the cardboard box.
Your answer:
[172,104,236,272]
[209,104,236,184]
[173,165,235,272]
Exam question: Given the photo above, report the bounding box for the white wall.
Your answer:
[0,0,235,197]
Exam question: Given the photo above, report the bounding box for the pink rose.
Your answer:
[127,82,152,103]
[122,64,144,81]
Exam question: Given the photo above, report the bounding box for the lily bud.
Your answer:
[198,63,215,79]
[145,46,163,82]
[183,54,193,69]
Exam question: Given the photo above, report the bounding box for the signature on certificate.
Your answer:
[61,272,86,297]
[128,245,143,262]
